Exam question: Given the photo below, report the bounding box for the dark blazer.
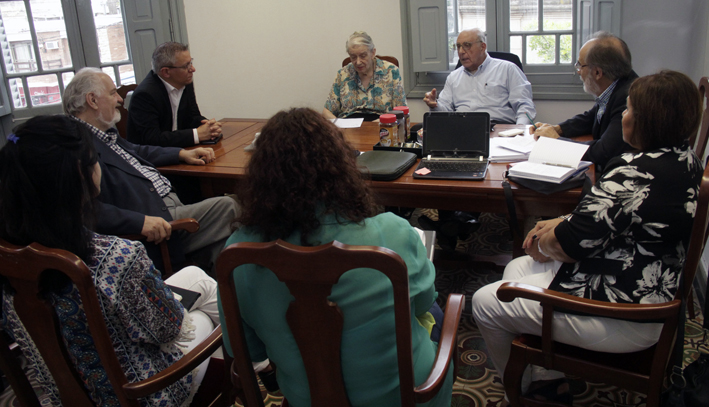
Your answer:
[93,134,185,269]
[559,71,639,171]
[126,71,206,147]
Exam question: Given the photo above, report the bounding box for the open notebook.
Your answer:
[413,111,490,180]
[508,137,591,183]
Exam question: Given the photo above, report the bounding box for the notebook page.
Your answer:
[528,137,590,168]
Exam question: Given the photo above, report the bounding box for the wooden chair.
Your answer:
[0,330,40,407]
[122,217,200,278]
[115,84,137,139]
[0,238,229,407]
[687,76,709,319]
[342,55,399,67]
[496,160,709,407]
[216,239,464,407]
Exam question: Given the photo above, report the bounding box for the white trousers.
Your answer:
[165,266,220,393]
[471,256,663,393]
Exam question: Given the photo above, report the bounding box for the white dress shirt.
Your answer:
[159,76,200,144]
[433,53,535,125]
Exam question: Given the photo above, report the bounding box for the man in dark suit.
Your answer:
[64,67,238,274]
[127,42,222,147]
[532,31,638,172]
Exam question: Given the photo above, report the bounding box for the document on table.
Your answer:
[508,137,591,183]
[331,118,364,128]
[489,135,535,162]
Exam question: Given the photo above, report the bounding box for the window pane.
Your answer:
[29,0,72,70]
[92,0,129,63]
[0,1,38,73]
[119,64,135,85]
[458,0,485,32]
[527,35,555,63]
[447,0,455,34]
[542,0,572,31]
[102,66,116,83]
[62,70,74,86]
[9,78,26,108]
[510,35,523,62]
[510,0,538,32]
[27,73,60,105]
[450,1,486,66]
[560,34,572,63]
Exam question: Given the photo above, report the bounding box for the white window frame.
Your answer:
[400,0,622,100]
[0,0,186,122]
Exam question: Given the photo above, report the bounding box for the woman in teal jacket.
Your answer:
[218,108,454,406]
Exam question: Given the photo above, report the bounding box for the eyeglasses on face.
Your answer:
[574,60,589,72]
[166,59,194,70]
[455,41,482,51]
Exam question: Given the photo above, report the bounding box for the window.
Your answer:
[0,0,186,121]
[401,0,622,100]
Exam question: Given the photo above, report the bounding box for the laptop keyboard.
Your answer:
[421,160,487,173]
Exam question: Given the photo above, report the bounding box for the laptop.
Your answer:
[413,111,490,180]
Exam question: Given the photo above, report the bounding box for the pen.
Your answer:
[525,112,537,130]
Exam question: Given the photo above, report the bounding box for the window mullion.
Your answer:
[60,0,89,69]
[70,0,100,67]
[538,0,544,33]
[23,0,43,74]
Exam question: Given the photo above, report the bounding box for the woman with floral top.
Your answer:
[0,115,221,407]
[322,31,406,119]
[472,70,704,405]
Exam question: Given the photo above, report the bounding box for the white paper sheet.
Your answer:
[331,118,364,128]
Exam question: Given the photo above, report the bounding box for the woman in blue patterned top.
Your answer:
[0,115,222,407]
[323,31,406,119]
[472,70,704,405]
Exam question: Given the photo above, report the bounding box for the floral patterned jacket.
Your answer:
[550,142,703,303]
[2,233,192,407]
[324,58,406,118]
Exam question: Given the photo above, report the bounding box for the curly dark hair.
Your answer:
[236,108,378,244]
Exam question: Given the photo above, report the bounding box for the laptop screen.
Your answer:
[423,112,490,157]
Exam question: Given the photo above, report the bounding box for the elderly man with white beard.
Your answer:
[530,31,638,172]
[62,67,238,275]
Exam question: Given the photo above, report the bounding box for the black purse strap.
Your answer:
[501,176,521,241]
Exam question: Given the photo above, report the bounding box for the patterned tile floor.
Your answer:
[2,211,706,407]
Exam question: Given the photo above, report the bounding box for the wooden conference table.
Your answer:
[159,118,593,220]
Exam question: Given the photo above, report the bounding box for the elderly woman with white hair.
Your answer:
[323,31,406,119]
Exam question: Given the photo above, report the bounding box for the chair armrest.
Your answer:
[121,218,200,241]
[122,325,223,399]
[497,282,680,321]
[414,293,464,402]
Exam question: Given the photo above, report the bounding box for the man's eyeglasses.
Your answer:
[455,41,482,51]
[166,59,194,70]
[574,60,589,72]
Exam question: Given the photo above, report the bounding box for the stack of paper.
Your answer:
[489,135,535,162]
[330,117,364,128]
[508,137,591,183]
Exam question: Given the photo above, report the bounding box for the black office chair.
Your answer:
[454,51,523,72]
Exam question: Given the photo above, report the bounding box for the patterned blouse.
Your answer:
[2,233,193,407]
[551,142,703,303]
[324,58,406,118]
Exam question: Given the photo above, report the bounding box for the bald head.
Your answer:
[583,31,632,80]
[456,28,488,72]
[460,28,487,45]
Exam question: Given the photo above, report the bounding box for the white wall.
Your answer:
[184,0,404,121]
[183,1,708,124]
